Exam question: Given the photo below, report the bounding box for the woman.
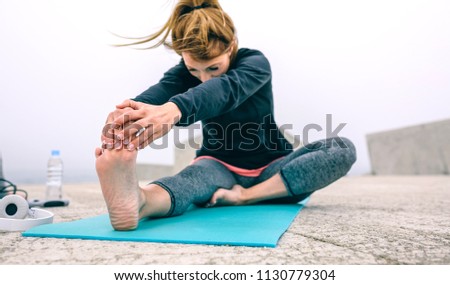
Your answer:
[95,0,357,231]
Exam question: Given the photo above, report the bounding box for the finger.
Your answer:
[115,99,132,109]
[100,133,116,150]
[137,125,169,149]
[135,121,173,150]
[104,110,116,125]
[102,108,122,145]
[101,134,113,144]
[102,113,118,147]
[113,110,145,131]
[115,120,138,142]
[104,108,124,124]
[127,128,158,151]
[101,139,108,149]
[102,106,137,149]
[137,130,160,150]
[119,120,150,141]
[116,99,140,110]
[101,122,121,138]
[107,107,134,124]
[101,122,121,146]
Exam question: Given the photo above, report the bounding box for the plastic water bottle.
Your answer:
[45,150,63,201]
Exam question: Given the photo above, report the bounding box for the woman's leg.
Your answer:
[95,147,156,231]
[148,158,237,217]
[210,137,356,206]
[96,148,236,230]
[257,137,357,203]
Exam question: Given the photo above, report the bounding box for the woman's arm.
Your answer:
[169,49,272,126]
[133,61,198,105]
[101,61,193,150]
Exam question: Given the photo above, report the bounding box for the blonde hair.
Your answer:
[122,0,238,62]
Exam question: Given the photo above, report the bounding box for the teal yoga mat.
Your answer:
[23,199,308,247]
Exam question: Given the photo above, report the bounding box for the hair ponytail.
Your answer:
[120,0,237,61]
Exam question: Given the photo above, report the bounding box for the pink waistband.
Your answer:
[190,155,280,177]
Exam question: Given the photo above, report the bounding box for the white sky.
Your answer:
[1,0,450,183]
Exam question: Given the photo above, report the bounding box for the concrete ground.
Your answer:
[0,176,449,265]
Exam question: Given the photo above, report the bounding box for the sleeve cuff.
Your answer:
[169,98,196,127]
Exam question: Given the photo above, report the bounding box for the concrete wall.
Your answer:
[173,135,202,175]
[136,163,173,182]
[366,119,450,175]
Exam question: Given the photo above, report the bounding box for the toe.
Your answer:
[95,147,103,158]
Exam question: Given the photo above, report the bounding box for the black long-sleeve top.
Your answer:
[133,48,293,169]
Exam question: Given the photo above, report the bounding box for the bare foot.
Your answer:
[95,147,142,230]
[208,185,246,207]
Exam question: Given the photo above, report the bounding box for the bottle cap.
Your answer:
[51,150,60,156]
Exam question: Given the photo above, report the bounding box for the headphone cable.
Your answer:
[0,178,28,200]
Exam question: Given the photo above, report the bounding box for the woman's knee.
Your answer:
[303,136,357,164]
[335,137,357,167]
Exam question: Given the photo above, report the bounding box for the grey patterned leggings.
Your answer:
[151,137,357,217]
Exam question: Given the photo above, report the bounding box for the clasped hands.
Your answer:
[101,99,181,151]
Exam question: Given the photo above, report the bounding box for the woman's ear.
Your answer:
[228,39,236,56]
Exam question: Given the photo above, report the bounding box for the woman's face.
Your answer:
[182,51,231,82]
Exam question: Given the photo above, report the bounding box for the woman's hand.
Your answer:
[101,106,135,150]
[100,99,181,151]
[111,99,182,151]
[207,185,247,207]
